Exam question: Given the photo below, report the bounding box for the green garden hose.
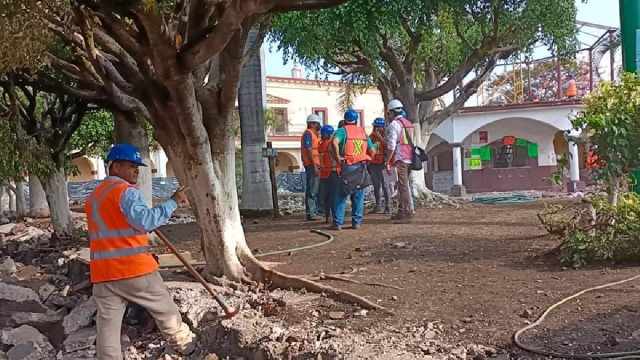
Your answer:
[471,194,535,204]
[159,229,334,269]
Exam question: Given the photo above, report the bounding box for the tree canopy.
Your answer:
[483,58,593,104]
[270,0,579,135]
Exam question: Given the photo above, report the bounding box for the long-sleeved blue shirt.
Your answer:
[103,176,178,232]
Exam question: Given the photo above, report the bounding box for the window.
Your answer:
[491,141,529,168]
[355,110,365,127]
[312,108,328,125]
[270,107,288,135]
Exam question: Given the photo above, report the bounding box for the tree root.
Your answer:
[240,252,394,314]
[305,273,403,290]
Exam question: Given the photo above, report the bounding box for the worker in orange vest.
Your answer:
[563,73,577,99]
[301,114,323,221]
[86,143,196,359]
[329,110,375,230]
[369,117,391,214]
[318,125,340,223]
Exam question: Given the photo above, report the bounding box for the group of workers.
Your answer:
[529,73,578,102]
[301,99,416,229]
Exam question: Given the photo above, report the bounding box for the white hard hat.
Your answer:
[306,114,322,124]
[387,99,404,111]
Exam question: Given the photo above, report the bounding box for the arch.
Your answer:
[276,151,298,173]
[553,132,587,169]
[166,161,175,177]
[69,156,95,183]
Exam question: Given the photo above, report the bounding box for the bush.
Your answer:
[539,193,640,268]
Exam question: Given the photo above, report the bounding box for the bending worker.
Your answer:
[86,143,196,359]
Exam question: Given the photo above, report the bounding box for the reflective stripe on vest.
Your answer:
[343,125,371,165]
[370,133,384,164]
[88,181,148,260]
[86,179,158,283]
[319,139,339,178]
[301,129,320,167]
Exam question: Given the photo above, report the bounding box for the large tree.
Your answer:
[482,58,594,104]
[270,0,579,199]
[0,80,87,235]
[5,0,388,300]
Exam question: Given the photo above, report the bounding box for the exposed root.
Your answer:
[202,272,250,292]
[240,251,394,314]
[263,268,394,314]
[413,189,459,209]
[307,273,404,290]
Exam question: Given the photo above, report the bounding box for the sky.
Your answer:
[261,0,622,80]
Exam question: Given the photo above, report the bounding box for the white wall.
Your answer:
[266,77,385,134]
[461,118,558,169]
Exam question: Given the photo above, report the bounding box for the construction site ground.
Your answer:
[162,199,640,357]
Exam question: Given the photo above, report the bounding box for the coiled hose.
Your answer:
[159,229,333,268]
[514,273,640,359]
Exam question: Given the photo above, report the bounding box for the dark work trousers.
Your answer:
[368,163,391,209]
[304,165,321,219]
[319,172,339,219]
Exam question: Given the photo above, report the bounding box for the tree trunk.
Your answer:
[238,28,273,214]
[28,175,50,218]
[42,167,74,236]
[14,182,26,217]
[164,134,252,282]
[8,185,15,212]
[113,111,153,207]
[608,177,621,206]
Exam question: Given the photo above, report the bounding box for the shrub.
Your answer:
[539,193,640,268]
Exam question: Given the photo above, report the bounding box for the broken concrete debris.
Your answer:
[0,212,505,359]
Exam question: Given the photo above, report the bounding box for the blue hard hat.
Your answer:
[372,117,386,128]
[344,109,358,122]
[105,143,147,166]
[320,125,335,137]
[338,120,345,128]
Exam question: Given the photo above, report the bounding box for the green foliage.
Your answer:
[540,193,640,268]
[70,110,157,159]
[566,72,640,186]
[269,0,579,90]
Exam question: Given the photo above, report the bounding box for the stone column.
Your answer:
[96,158,106,180]
[567,141,585,192]
[451,145,466,197]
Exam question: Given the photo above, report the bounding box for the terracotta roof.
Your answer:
[266,94,290,104]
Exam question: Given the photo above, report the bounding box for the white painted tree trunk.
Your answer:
[8,186,15,212]
[42,167,73,236]
[114,113,153,207]
[238,28,273,213]
[410,122,434,198]
[28,176,50,218]
[165,138,252,281]
[13,182,27,217]
[0,185,4,212]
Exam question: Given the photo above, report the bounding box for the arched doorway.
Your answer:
[276,151,298,173]
[553,132,586,169]
[69,157,95,182]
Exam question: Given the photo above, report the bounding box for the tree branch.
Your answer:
[399,14,421,73]
[242,18,271,66]
[270,0,348,12]
[378,32,408,82]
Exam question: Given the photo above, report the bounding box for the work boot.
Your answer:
[351,224,361,230]
[393,211,413,224]
[384,206,392,214]
[306,216,321,221]
[325,216,331,223]
[370,206,383,214]
[328,224,342,231]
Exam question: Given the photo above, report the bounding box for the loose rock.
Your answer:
[0,325,49,347]
[63,296,97,335]
[64,326,98,353]
[0,257,17,275]
[0,283,48,313]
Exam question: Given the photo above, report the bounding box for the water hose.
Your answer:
[514,273,640,359]
[159,229,333,269]
[471,194,535,204]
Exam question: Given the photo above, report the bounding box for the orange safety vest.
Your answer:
[85,179,157,283]
[344,125,371,165]
[318,139,340,178]
[370,132,384,164]
[566,80,577,97]
[300,129,320,167]
[586,150,601,169]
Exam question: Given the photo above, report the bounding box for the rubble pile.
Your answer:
[0,212,508,359]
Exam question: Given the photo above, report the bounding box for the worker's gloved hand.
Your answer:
[171,185,190,205]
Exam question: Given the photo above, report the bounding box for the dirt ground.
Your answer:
[159,200,640,358]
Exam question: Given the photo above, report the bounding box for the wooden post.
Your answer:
[266,141,280,218]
